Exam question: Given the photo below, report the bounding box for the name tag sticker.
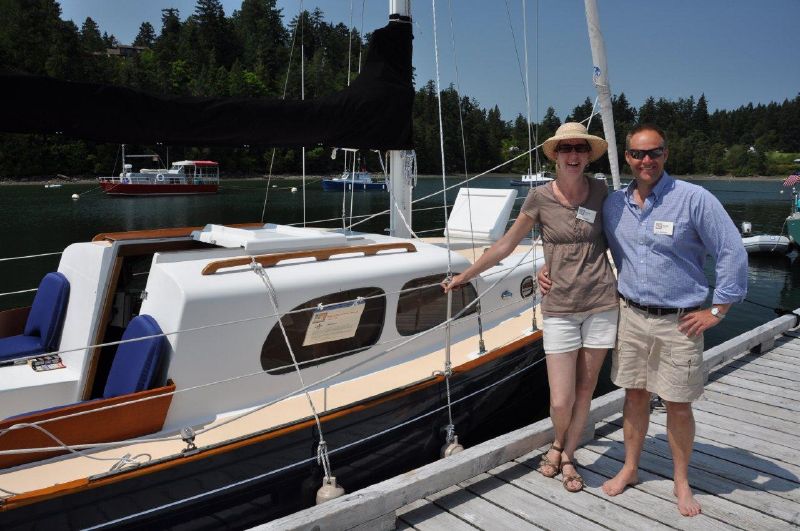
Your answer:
[576,206,597,224]
[654,221,674,236]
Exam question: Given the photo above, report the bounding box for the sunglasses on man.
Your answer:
[555,143,591,154]
[626,147,665,160]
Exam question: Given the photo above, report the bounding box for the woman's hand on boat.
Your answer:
[537,265,551,295]
[442,274,468,293]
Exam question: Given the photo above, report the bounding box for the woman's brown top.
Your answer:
[521,177,618,316]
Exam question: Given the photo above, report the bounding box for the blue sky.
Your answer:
[58,0,800,123]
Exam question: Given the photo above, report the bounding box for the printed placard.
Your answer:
[303,300,366,346]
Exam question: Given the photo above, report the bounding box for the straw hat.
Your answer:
[542,122,608,162]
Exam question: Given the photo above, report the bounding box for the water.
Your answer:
[1,176,799,349]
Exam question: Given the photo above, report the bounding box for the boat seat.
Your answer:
[4,314,166,421]
[0,272,70,362]
[103,314,166,398]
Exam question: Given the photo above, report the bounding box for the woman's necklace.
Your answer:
[552,177,589,208]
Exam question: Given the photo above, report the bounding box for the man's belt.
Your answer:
[618,293,700,316]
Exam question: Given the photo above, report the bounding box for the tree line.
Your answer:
[1,0,798,179]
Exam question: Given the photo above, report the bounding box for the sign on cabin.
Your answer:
[303,300,366,346]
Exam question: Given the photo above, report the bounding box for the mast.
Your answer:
[388,0,414,238]
[584,0,621,190]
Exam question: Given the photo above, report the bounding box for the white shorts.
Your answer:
[542,308,619,354]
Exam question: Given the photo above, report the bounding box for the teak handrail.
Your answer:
[201,242,417,275]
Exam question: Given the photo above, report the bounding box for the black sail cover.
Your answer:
[0,21,413,150]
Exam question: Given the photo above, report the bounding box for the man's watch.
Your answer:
[710,306,725,319]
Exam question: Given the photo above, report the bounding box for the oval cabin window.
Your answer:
[396,274,478,336]
[260,287,386,373]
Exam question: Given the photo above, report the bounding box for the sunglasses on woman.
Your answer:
[626,147,665,160]
[555,143,591,154]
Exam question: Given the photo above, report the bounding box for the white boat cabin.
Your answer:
[0,224,539,431]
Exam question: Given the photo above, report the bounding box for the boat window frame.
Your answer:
[260,287,387,374]
[395,273,478,336]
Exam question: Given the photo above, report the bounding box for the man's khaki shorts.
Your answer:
[611,300,707,403]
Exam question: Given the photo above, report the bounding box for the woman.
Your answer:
[443,122,618,492]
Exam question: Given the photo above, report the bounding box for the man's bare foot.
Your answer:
[674,483,701,516]
[602,468,638,496]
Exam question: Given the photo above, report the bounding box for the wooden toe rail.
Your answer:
[202,242,417,275]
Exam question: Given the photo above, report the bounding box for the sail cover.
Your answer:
[0,21,413,150]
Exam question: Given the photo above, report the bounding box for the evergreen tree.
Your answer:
[133,22,156,48]
[80,17,104,52]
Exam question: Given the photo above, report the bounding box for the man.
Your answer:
[540,123,747,516]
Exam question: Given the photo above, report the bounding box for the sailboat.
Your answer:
[0,1,619,528]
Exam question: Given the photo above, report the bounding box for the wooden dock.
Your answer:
[262,311,800,531]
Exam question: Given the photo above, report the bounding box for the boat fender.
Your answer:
[441,435,464,457]
[315,476,345,504]
[156,173,165,182]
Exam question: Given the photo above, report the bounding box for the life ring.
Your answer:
[156,174,165,182]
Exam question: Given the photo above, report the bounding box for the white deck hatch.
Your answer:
[445,188,518,243]
[191,223,348,253]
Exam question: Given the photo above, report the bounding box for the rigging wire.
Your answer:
[445,0,486,353]
[260,1,302,223]
[430,0,459,448]
[249,258,335,483]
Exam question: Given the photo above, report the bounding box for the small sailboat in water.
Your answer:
[0,1,621,527]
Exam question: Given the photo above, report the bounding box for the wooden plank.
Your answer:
[453,473,604,530]
[709,363,800,391]
[721,359,800,383]
[701,389,799,424]
[592,431,800,525]
[769,345,800,358]
[576,443,794,530]
[692,410,798,450]
[644,413,800,469]
[605,414,800,504]
[693,397,800,437]
[704,381,800,412]
[397,498,478,531]
[710,373,800,402]
[424,482,543,530]
[733,355,800,376]
[489,457,702,530]
[761,351,800,365]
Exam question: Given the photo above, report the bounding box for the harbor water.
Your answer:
[1,175,799,351]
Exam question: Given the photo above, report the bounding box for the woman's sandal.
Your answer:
[537,443,563,478]
[560,460,585,493]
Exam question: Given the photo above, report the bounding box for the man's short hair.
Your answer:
[625,123,668,149]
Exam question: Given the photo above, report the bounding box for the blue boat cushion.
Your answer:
[0,272,70,362]
[103,315,165,399]
[0,335,45,360]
